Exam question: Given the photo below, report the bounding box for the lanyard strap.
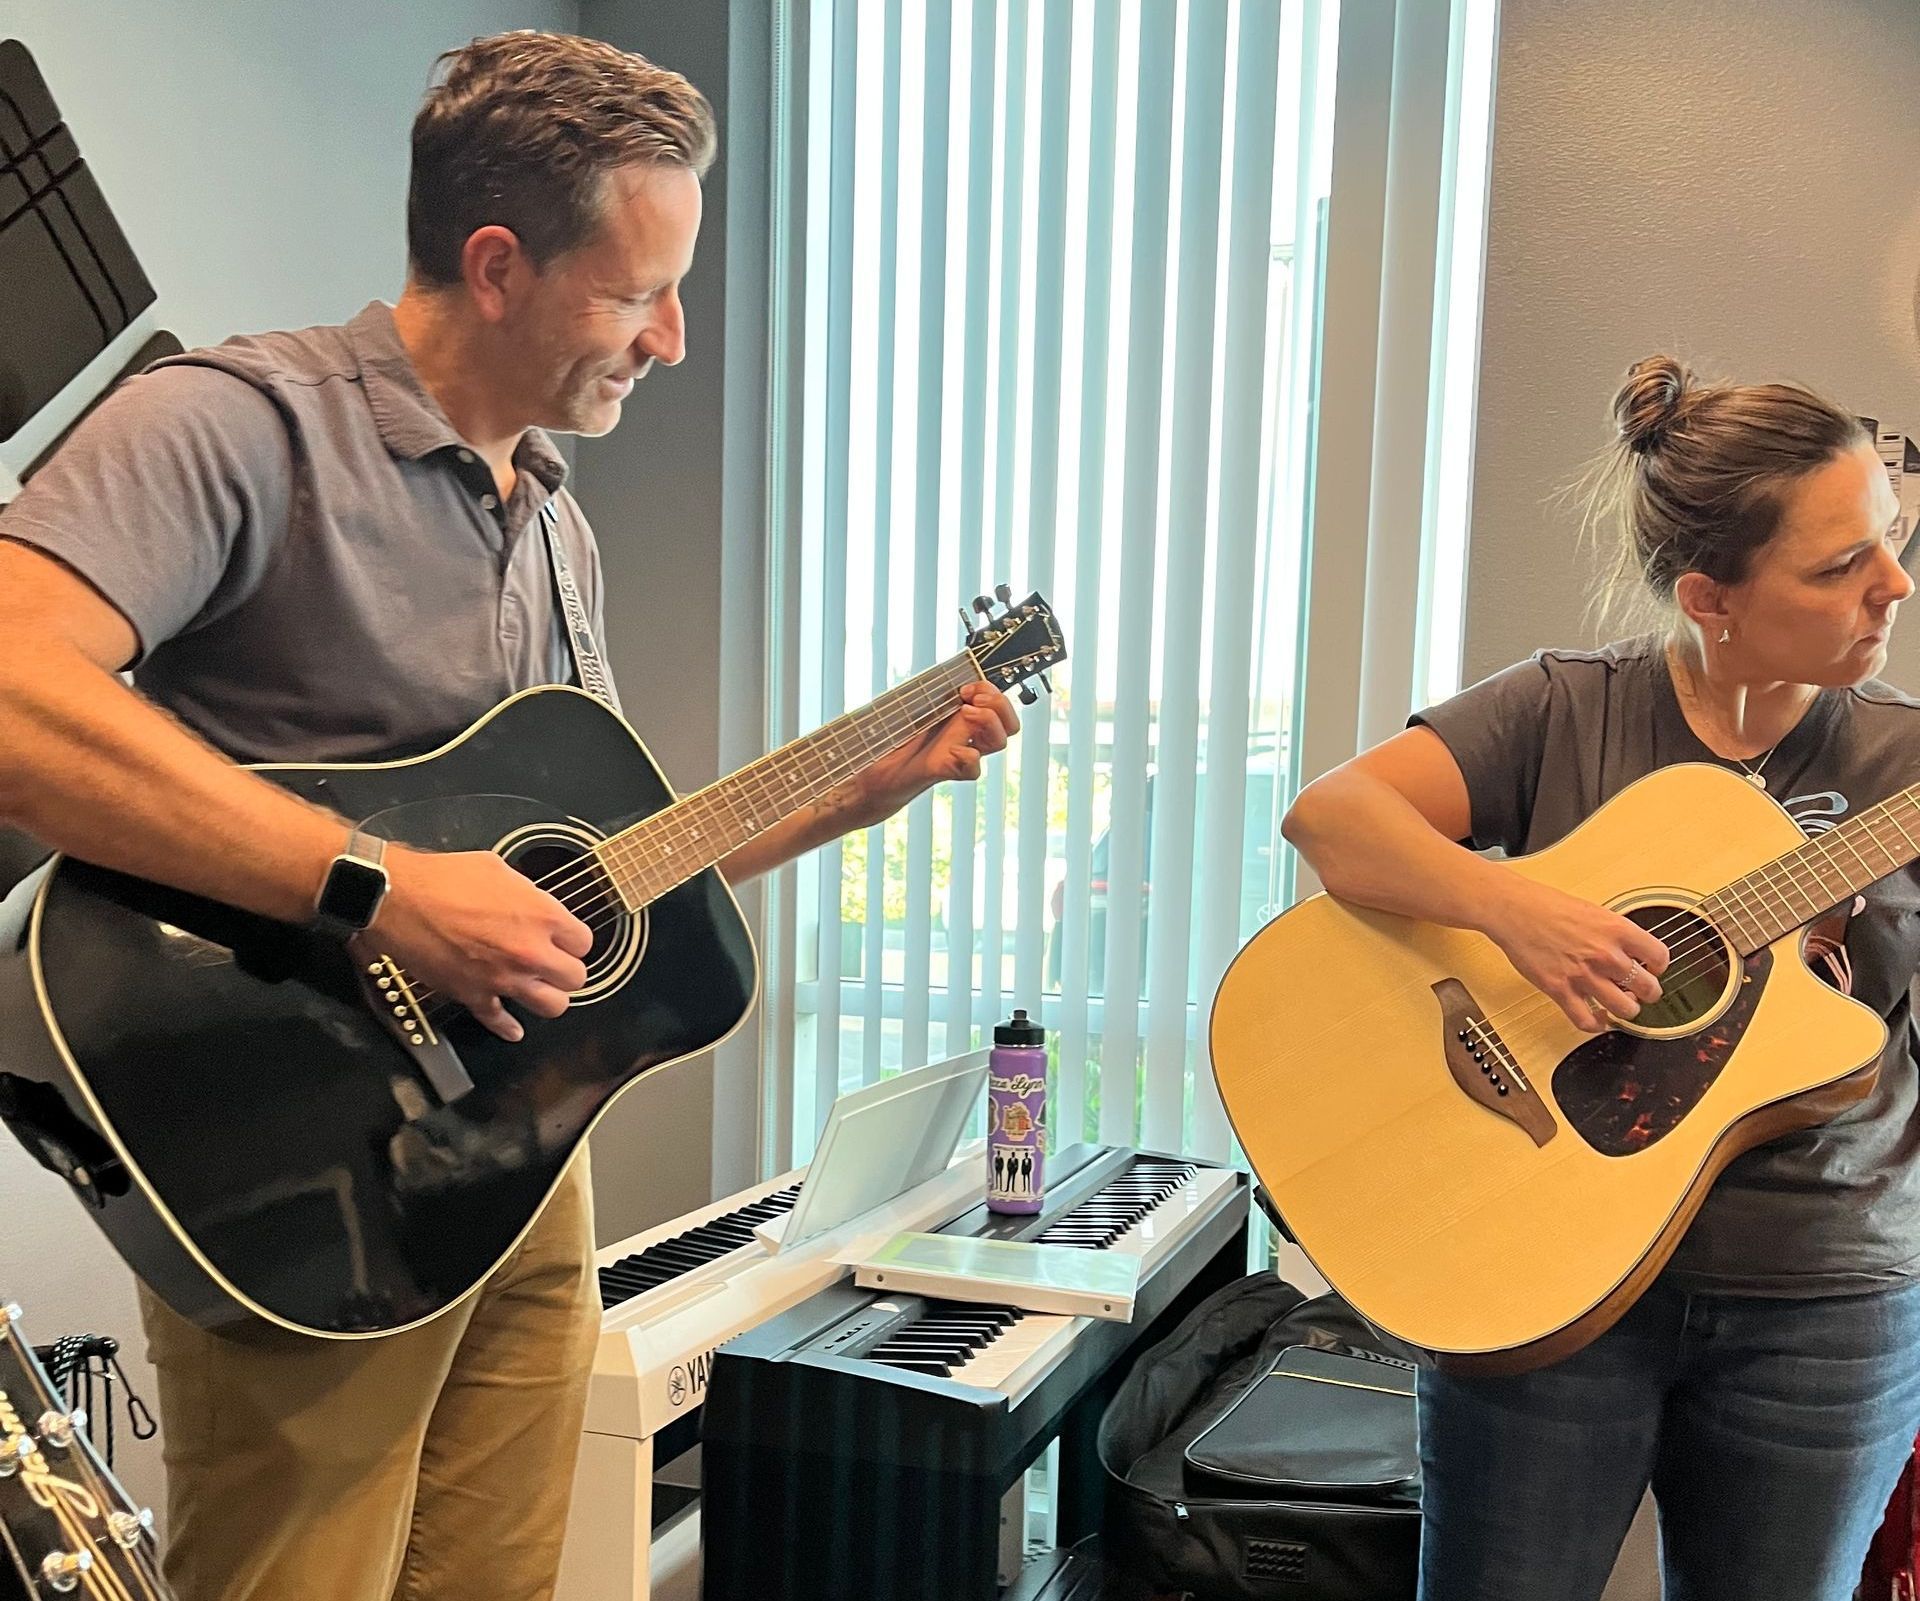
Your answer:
[539,500,621,712]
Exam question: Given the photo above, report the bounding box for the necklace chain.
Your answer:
[1730,744,1779,788]
[1665,639,1796,790]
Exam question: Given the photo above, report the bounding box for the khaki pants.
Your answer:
[139,1154,600,1601]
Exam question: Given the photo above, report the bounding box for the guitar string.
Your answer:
[493,630,1049,917]
[436,663,982,948]
[1486,806,1912,1035]
[1367,798,1920,1044]
[395,663,1005,1018]
[1473,794,1920,1042]
[1482,868,1850,1042]
[433,640,1050,925]
[502,651,982,914]
[399,757,1906,1038]
[372,652,1899,1047]
[22,1351,156,1601]
[1,1322,161,1601]
[1495,787,1920,1014]
[376,632,1049,958]
[396,628,1046,952]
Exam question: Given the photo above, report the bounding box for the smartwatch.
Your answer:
[313,827,390,939]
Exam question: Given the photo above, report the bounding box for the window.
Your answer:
[758,0,1495,1171]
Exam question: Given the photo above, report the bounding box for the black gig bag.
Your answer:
[1098,1273,1421,1600]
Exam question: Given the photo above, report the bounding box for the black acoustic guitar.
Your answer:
[0,594,1064,1339]
[0,1302,170,1600]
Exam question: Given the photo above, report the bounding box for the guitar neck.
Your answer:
[593,650,983,909]
[1703,783,1920,954]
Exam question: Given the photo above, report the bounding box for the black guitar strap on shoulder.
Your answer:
[539,499,623,714]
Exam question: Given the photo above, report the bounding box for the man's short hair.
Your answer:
[408,31,716,286]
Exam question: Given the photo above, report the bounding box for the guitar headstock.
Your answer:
[962,588,1067,704]
[0,1304,168,1598]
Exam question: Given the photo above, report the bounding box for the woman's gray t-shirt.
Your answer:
[1414,634,1920,1296]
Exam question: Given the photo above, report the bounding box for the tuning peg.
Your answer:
[994,582,1013,605]
[1038,672,1053,693]
[37,1409,82,1450]
[108,1507,155,1548]
[957,606,976,637]
[0,1432,32,1477]
[972,594,995,619]
[1018,685,1039,705]
[39,1550,92,1593]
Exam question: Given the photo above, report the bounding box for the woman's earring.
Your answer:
[1718,628,1730,644]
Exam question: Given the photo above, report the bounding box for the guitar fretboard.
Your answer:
[1703,784,1920,954]
[591,652,983,910]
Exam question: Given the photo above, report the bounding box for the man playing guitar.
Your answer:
[0,31,1016,1600]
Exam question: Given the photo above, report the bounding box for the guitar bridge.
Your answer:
[362,955,476,1104]
[1432,979,1556,1147]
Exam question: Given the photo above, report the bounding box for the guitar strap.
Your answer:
[539,499,623,713]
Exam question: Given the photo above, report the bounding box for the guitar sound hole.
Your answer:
[1623,903,1729,1030]
[497,829,646,1000]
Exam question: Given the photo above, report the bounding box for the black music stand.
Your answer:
[0,37,180,474]
[0,38,184,894]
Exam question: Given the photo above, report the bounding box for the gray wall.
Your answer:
[572,0,772,1241]
[1465,0,1920,688]
[1469,4,1920,1596]
[0,0,577,1521]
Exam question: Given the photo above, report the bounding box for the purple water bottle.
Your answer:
[987,1008,1047,1214]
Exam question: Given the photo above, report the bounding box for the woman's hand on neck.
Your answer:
[1664,629,1817,760]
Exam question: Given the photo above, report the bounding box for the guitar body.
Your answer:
[1211,763,1889,1374]
[0,687,756,1338]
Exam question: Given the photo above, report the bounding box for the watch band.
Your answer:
[345,828,387,871]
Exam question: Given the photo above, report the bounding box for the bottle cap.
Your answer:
[994,1007,1045,1046]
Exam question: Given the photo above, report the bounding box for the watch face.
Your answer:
[324,856,388,929]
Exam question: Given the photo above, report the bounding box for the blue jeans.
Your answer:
[1415,1275,1920,1601]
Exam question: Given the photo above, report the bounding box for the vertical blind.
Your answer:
[758,0,1494,1172]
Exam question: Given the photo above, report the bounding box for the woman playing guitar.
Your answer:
[1280,356,1920,1601]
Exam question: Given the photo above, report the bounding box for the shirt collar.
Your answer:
[344,301,568,495]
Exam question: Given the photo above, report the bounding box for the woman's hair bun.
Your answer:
[1612,355,1692,455]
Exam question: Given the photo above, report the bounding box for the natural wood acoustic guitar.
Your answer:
[1211,762,1909,1373]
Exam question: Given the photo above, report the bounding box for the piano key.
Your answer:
[594,1182,808,1308]
[868,1355,954,1376]
[927,1313,1076,1391]
[898,1162,1234,1400]
[583,1151,990,1440]
[695,1150,1251,1601]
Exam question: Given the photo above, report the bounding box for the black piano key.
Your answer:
[599,1257,670,1288]
[596,1182,805,1307]
[597,1264,666,1295]
[1029,1156,1195,1251]
[871,1336,967,1359]
[909,1322,1005,1338]
[641,1245,716,1273]
[886,1332,991,1351]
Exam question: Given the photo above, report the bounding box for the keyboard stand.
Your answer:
[555,1094,989,1601]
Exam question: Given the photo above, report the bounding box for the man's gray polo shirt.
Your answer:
[0,301,611,764]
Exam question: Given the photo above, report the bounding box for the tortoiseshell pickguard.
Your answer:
[1551,950,1772,1157]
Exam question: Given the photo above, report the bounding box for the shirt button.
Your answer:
[457,450,475,465]
[481,493,499,511]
